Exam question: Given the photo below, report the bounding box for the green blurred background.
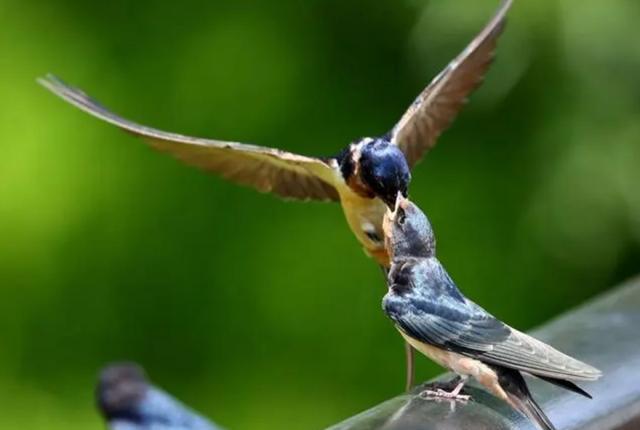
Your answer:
[1,0,639,428]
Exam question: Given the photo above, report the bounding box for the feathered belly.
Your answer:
[339,189,389,267]
[399,330,507,400]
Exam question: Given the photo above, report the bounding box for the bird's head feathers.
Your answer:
[383,194,435,260]
[97,363,148,422]
[358,138,411,208]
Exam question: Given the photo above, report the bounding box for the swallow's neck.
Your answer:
[389,235,436,261]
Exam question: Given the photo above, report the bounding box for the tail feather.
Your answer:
[536,375,592,399]
[498,368,556,430]
[506,389,556,430]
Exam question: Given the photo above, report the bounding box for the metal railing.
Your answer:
[327,277,640,430]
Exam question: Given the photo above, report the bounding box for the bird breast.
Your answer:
[338,186,389,267]
[399,330,506,400]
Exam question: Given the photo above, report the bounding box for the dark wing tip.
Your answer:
[37,72,61,84]
[467,0,514,55]
[566,360,602,381]
[38,73,101,108]
[37,73,73,96]
[494,0,514,30]
[38,74,340,202]
[536,375,594,399]
[390,0,514,166]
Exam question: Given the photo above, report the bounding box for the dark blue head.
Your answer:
[359,139,411,207]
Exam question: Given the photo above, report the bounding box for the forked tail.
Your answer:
[498,368,556,430]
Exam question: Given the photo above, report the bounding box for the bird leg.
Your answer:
[419,376,470,402]
[405,342,415,391]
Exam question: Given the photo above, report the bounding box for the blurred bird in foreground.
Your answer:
[382,195,602,430]
[97,363,223,430]
[40,0,512,390]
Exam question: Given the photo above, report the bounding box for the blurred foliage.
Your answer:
[1,0,639,429]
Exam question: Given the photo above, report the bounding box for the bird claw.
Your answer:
[419,388,470,402]
[418,379,471,404]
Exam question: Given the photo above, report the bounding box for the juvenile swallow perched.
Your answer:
[382,196,602,430]
[97,363,223,430]
[38,0,512,268]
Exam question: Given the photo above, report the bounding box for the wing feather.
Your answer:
[384,259,601,381]
[390,0,512,167]
[483,329,602,381]
[39,74,340,202]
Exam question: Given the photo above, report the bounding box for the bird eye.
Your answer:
[365,231,382,243]
[397,211,406,226]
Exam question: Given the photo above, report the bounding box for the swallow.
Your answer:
[40,0,512,392]
[97,363,223,430]
[382,195,602,430]
[38,0,511,268]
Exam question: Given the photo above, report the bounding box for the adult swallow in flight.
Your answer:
[97,363,223,430]
[382,196,602,430]
[38,0,511,268]
[40,0,512,391]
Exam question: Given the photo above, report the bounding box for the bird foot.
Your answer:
[418,381,470,402]
[419,388,470,402]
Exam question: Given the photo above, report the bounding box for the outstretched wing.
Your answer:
[390,0,512,168]
[384,259,601,381]
[39,74,341,202]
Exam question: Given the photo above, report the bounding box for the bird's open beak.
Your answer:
[388,192,408,219]
[395,193,409,213]
[383,193,408,242]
